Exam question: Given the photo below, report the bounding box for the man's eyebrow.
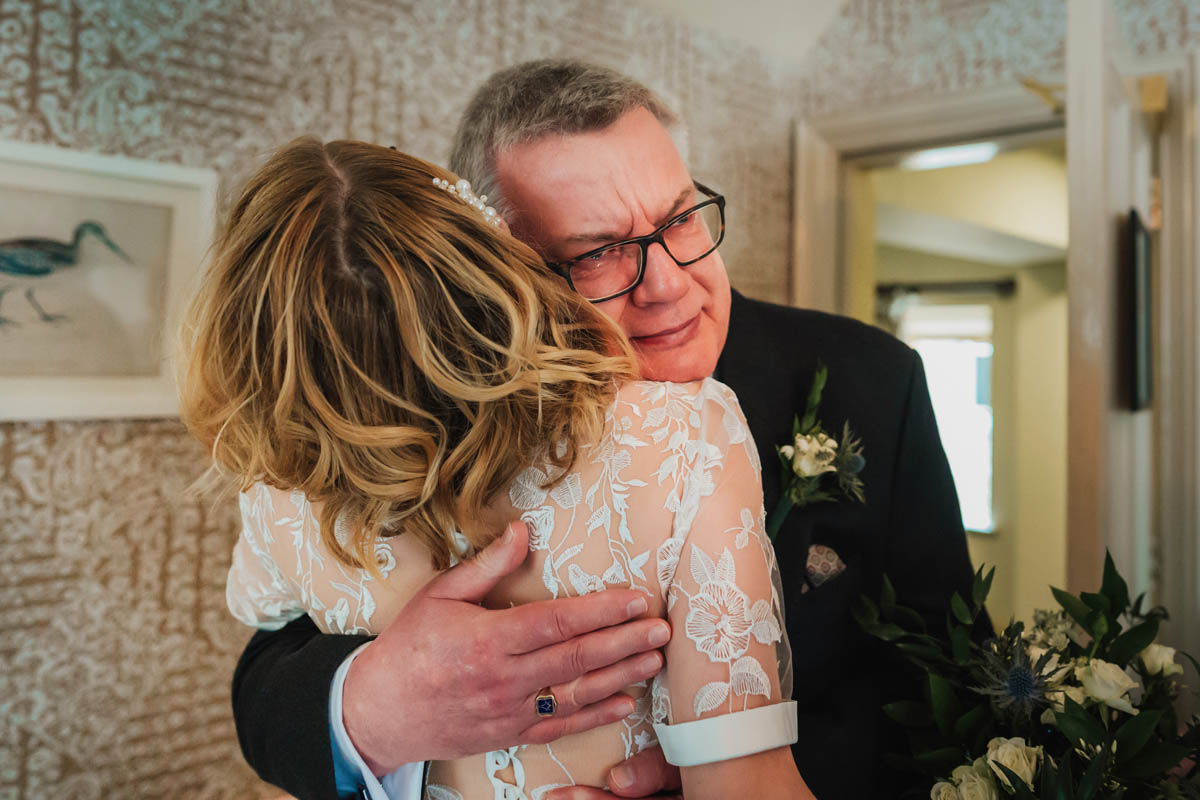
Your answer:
[560,184,696,248]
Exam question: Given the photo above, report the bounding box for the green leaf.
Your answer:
[1052,586,1094,629]
[891,604,929,633]
[852,595,879,629]
[1055,695,1107,749]
[1106,618,1160,667]
[1114,708,1163,764]
[1076,740,1109,800]
[798,366,827,434]
[952,703,988,740]
[928,674,960,737]
[896,640,944,661]
[882,700,933,728]
[791,413,801,439]
[1101,551,1131,616]
[950,592,973,625]
[1054,754,1076,800]
[868,622,910,642]
[880,574,897,615]
[950,624,971,664]
[1081,591,1111,616]
[994,763,1038,799]
[972,564,995,607]
[1115,742,1192,779]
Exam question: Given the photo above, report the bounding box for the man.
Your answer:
[230,60,982,799]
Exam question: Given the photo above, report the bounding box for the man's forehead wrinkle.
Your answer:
[563,180,694,247]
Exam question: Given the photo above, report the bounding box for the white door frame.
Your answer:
[791,83,1061,314]
[791,62,1198,612]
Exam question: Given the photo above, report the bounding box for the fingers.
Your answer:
[519,693,637,746]
[425,520,529,603]
[606,746,682,798]
[522,620,669,691]
[530,649,662,722]
[505,591,653,654]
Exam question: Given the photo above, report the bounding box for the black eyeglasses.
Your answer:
[547,182,726,303]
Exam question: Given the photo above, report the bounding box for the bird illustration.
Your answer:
[0,221,133,326]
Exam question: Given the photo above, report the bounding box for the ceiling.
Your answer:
[632,0,848,66]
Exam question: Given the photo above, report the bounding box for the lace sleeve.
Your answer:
[650,380,794,764]
[225,483,307,631]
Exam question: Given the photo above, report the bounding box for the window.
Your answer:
[899,304,996,533]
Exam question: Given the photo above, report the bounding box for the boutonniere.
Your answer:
[766,363,866,541]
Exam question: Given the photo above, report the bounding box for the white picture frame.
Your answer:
[0,139,217,421]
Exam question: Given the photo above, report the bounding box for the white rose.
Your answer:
[931,781,960,800]
[1139,643,1185,677]
[779,444,795,460]
[792,433,838,477]
[1076,659,1140,715]
[986,737,1042,791]
[956,759,999,800]
[1045,683,1088,712]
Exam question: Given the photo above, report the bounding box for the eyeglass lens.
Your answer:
[567,201,724,301]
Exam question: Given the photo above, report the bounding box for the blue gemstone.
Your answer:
[537,696,556,715]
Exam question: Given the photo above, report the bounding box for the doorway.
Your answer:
[842,135,1070,625]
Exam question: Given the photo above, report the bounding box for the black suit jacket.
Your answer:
[230,291,982,799]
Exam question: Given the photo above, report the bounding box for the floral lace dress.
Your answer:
[226,378,793,799]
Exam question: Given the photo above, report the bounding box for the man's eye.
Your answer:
[670,211,696,228]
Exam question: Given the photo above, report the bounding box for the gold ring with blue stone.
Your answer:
[535,687,557,717]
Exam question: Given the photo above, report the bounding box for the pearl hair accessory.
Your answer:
[432,177,502,228]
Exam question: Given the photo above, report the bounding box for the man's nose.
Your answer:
[630,241,689,306]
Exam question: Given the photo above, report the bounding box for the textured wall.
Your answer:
[4,0,1200,796]
[0,0,798,796]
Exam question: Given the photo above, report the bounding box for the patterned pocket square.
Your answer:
[802,544,846,592]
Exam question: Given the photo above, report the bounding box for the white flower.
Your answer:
[684,581,753,662]
[790,432,839,478]
[985,737,1042,791]
[1045,683,1088,712]
[1139,643,1185,677]
[931,781,959,800]
[954,759,999,800]
[1075,659,1140,715]
[1028,645,1072,683]
[372,541,397,575]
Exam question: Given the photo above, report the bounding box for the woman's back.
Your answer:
[228,378,790,798]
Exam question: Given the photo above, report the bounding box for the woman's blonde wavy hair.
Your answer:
[179,137,636,570]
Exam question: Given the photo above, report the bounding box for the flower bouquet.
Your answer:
[854,554,1200,799]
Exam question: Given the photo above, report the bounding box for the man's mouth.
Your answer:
[631,314,701,349]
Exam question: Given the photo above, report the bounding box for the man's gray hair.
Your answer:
[448,59,679,220]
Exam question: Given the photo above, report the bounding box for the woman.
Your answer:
[180,138,810,799]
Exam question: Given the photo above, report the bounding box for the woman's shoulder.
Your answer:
[615,378,745,416]
[614,378,751,446]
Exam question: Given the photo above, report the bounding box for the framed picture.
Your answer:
[0,139,217,421]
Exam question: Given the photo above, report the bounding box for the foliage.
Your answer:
[855,553,1200,799]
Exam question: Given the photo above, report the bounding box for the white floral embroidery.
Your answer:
[226,378,789,797]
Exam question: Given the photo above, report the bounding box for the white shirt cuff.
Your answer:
[652,700,798,767]
[331,644,427,800]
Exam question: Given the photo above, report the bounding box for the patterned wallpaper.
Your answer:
[0,0,799,796]
[3,0,1200,796]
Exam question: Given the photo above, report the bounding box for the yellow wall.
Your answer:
[873,148,1069,250]
[876,247,1068,626]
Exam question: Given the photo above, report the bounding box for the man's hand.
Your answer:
[544,746,682,799]
[342,520,670,775]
